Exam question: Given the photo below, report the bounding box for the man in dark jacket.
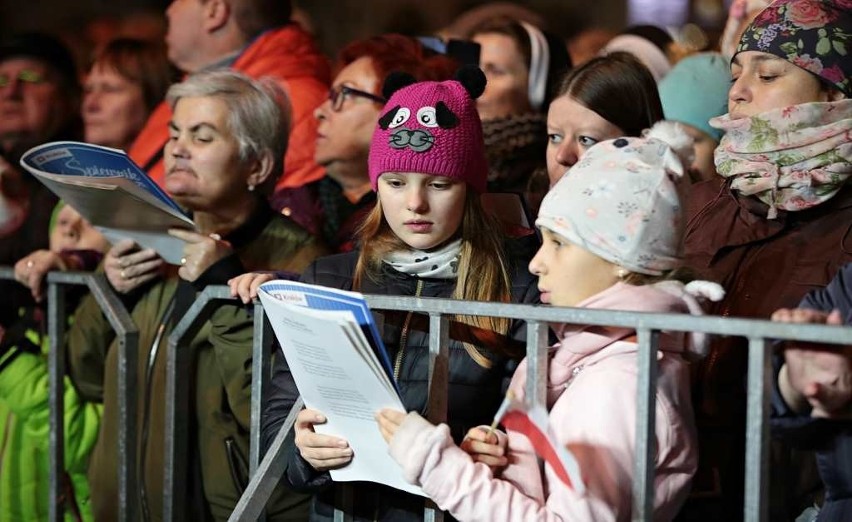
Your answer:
[771,263,852,522]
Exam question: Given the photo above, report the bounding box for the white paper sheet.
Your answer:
[259,293,424,496]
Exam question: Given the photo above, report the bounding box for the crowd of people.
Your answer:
[0,0,849,521]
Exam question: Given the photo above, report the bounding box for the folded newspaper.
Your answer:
[19,141,196,265]
[257,280,424,496]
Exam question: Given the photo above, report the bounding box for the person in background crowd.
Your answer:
[659,52,731,182]
[1,203,108,522]
[546,51,664,187]
[127,0,330,217]
[567,27,616,67]
[270,33,458,252]
[682,0,851,519]
[83,38,175,152]
[439,2,546,41]
[601,25,673,82]
[718,0,773,59]
[772,263,852,522]
[0,32,81,327]
[468,17,571,217]
[377,121,723,521]
[232,68,539,521]
[66,70,327,521]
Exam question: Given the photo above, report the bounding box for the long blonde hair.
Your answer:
[354,191,512,367]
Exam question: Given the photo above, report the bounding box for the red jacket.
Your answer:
[128,23,330,196]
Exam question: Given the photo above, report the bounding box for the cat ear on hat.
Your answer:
[454,65,486,100]
[382,71,417,100]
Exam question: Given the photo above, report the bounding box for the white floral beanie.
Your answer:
[536,121,693,276]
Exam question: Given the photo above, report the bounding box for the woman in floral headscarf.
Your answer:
[682,0,851,519]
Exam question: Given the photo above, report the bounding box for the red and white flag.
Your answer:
[493,392,585,494]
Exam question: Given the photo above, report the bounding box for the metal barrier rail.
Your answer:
[0,268,138,522]
[3,268,850,522]
[162,285,272,521]
[224,293,851,522]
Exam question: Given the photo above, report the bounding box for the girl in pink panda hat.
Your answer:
[236,67,542,521]
[377,120,726,521]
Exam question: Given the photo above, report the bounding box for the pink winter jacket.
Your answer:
[389,281,715,521]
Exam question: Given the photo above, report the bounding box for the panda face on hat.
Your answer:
[368,67,489,193]
[379,98,461,153]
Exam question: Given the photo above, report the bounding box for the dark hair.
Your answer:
[556,51,663,137]
[230,0,292,39]
[470,17,572,109]
[337,34,459,86]
[90,38,176,113]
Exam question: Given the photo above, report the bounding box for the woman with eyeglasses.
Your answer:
[270,34,458,253]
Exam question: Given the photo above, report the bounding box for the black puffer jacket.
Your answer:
[262,247,539,521]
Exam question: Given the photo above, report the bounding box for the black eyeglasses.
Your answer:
[328,85,386,112]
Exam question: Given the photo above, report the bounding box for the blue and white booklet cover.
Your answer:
[257,280,424,496]
[19,141,196,265]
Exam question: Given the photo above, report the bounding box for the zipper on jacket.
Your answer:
[393,279,423,381]
[140,296,176,522]
[224,437,249,495]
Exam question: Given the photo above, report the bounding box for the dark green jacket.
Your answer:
[67,210,327,521]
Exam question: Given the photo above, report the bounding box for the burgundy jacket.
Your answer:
[682,178,852,517]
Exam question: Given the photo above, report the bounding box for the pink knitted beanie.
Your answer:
[368,67,488,193]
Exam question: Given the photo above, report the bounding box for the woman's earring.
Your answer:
[616,268,629,280]
[247,183,255,192]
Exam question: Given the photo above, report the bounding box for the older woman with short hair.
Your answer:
[66,70,327,521]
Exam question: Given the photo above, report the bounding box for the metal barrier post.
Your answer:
[44,272,139,522]
[633,328,659,522]
[744,337,771,522]
[525,320,549,409]
[423,313,449,522]
[47,278,66,522]
[229,398,305,521]
[250,301,273,476]
[163,285,233,521]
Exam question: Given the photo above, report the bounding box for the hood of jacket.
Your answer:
[235,23,331,83]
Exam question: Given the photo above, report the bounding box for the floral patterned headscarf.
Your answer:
[736,0,852,97]
[711,99,852,219]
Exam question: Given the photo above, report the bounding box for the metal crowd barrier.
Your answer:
[0,268,138,522]
[225,293,851,522]
[3,269,851,522]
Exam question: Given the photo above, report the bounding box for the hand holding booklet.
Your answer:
[257,280,424,496]
[19,141,196,265]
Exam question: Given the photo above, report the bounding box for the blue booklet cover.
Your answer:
[259,281,398,392]
[20,141,186,215]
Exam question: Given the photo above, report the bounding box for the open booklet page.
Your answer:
[258,283,424,496]
[19,141,195,265]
